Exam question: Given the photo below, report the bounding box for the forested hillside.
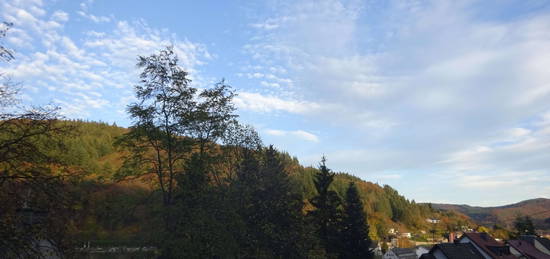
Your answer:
[54,120,472,243]
[432,198,550,231]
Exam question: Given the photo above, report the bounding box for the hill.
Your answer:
[46,120,475,242]
[432,198,550,231]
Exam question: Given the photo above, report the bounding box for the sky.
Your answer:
[2,0,550,206]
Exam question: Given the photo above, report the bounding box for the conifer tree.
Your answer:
[233,146,308,258]
[514,215,536,236]
[232,148,262,257]
[309,157,343,257]
[261,145,307,258]
[341,182,374,259]
[165,153,240,258]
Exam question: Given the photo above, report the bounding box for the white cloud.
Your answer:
[292,130,319,142]
[265,129,285,136]
[234,92,320,114]
[378,174,402,180]
[1,0,209,123]
[455,171,546,189]
[51,10,69,22]
[242,0,550,204]
[77,11,111,23]
[260,81,280,88]
[509,128,531,138]
[77,0,110,23]
[247,0,550,155]
[265,129,319,142]
[250,21,279,30]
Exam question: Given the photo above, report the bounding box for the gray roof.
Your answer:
[391,248,417,259]
[419,254,436,259]
[508,240,550,259]
[536,237,550,251]
[433,243,484,259]
[520,235,550,251]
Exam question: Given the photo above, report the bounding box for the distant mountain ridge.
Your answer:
[431,198,550,230]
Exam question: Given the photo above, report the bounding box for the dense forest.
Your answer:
[0,28,475,258]
[1,118,474,258]
[59,120,473,239]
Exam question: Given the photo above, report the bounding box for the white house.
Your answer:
[426,219,440,224]
[400,232,412,239]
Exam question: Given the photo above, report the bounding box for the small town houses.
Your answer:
[383,232,550,259]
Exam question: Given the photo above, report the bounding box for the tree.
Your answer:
[0,22,13,63]
[0,21,76,258]
[341,182,374,259]
[232,145,309,258]
[476,225,490,233]
[381,242,389,254]
[117,46,239,206]
[309,157,343,258]
[116,46,242,256]
[220,121,262,183]
[514,215,536,236]
[1,22,16,106]
[492,224,510,240]
[116,46,197,209]
[165,153,242,258]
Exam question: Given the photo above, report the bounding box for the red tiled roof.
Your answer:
[460,232,516,259]
[508,240,550,259]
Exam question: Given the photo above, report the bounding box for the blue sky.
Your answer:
[2,0,550,206]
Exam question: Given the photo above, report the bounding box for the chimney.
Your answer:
[449,232,455,243]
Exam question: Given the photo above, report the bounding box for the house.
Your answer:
[15,207,61,259]
[391,238,398,248]
[419,243,484,259]
[508,240,550,259]
[400,232,412,238]
[458,232,516,259]
[519,235,550,255]
[426,218,440,224]
[416,246,430,258]
[371,242,383,256]
[384,248,417,259]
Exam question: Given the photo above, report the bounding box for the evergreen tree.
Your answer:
[261,145,308,258]
[514,215,536,236]
[165,153,241,258]
[309,157,343,258]
[341,182,374,259]
[233,146,309,258]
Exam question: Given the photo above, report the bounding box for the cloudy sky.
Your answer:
[2,0,550,206]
